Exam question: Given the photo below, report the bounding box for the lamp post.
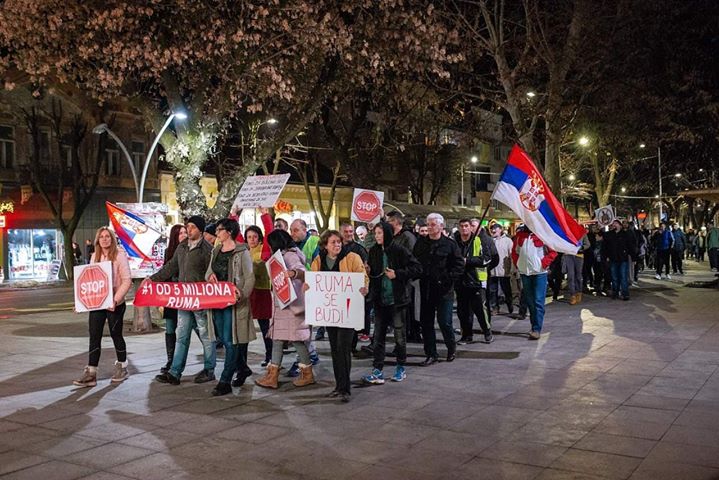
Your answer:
[92,124,138,200]
[461,155,479,207]
[640,144,662,223]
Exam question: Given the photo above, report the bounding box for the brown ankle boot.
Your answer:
[568,294,578,305]
[255,364,280,389]
[73,366,97,388]
[293,364,316,387]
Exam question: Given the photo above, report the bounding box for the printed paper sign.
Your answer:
[304,272,365,330]
[74,262,114,312]
[233,174,291,209]
[266,250,297,309]
[134,281,237,310]
[351,188,384,223]
[595,205,615,227]
[108,202,168,278]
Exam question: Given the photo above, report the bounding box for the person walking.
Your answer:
[453,219,497,344]
[562,231,590,305]
[362,222,421,385]
[255,230,314,390]
[309,230,368,402]
[489,223,514,315]
[671,224,686,275]
[204,218,255,396]
[696,228,707,262]
[511,225,557,340]
[150,216,216,385]
[413,213,464,364]
[73,227,132,387]
[159,224,187,374]
[654,222,674,280]
[706,222,719,271]
[245,209,274,368]
[602,219,636,300]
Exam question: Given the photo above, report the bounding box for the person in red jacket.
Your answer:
[511,225,557,340]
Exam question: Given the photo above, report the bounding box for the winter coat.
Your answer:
[205,242,255,344]
[492,233,515,277]
[310,247,369,288]
[413,234,464,300]
[453,229,498,290]
[602,229,636,263]
[708,227,719,249]
[672,229,687,251]
[655,229,674,252]
[511,231,557,275]
[92,250,132,305]
[151,238,213,283]
[268,247,309,342]
[393,228,417,253]
[367,222,422,307]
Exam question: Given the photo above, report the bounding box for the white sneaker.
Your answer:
[666,274,672,280]
[654,274,661,280]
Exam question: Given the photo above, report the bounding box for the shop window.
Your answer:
[0,125,15,169]
[7,228,62,280]
[105,148,120,176]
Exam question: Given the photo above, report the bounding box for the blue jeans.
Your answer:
[520,274,547,333]
[170,309,216,378]
[420,294,456,358]
[610,261,629,298]
[212,307,238,384]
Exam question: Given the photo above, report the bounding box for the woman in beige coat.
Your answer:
[205,218,254,396]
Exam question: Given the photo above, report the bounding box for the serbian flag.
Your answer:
[106,202,162,261]
[493,145,585,254]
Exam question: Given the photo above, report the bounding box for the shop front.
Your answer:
[6,228,63,280]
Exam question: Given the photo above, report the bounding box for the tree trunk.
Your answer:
[61,228,76,281]
[544,125,562,194]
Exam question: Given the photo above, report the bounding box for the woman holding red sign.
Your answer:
[309,230,369,403]
[205,218,255,396]
[73,227,132,388]
[255,229,312,389]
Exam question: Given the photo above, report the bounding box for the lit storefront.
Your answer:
[6,228,63,280]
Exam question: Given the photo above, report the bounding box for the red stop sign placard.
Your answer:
[77,265,111,310]
[268,256,292,306]
[353,190,381,223]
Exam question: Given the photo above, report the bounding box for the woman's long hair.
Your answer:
[92,227,119,263]
[165,224,186,263]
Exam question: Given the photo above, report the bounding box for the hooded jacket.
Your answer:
[368,222,422,307]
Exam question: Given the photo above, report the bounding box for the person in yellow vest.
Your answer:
[453,218,499,344]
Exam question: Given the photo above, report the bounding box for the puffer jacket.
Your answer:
[268,247,309,342]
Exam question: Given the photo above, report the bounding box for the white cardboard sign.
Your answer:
[74,261,114,313]
[595,205,615,227]
[233,174,291,209]
[304,271,365,330]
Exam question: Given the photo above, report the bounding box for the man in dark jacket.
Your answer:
[362,222,421,384]
[147,215,216,384]
[602,219,636,300]
[671,223,686,275]
[453,219,498,344]
[413,213,464,365]
[387,210,422,343]
[654,222,674,279]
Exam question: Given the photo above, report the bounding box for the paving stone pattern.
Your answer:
[1,262,718,479]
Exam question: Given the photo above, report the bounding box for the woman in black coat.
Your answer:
[362,222,422,385]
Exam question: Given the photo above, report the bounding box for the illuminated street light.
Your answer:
[568,174,576,181]
[526,91,536,98]
[578,136,590,147]
[470,155,478,164]
[674,173,682,178]
[639,143,646,149]
[621,187,627,193]
[266,118,278,125]
[139,111,187,202]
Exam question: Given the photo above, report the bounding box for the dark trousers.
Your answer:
[372,304,407,370]
[548,264,563,299]
[582,255,594,289]
[420,295,456,359]
[407,281,422,342]
[698,248,706,262]
[710,248,718,269]
[456,287,491,339]
[671,250,684,274]
[257,319,272,361]
[88,303,127,367]
[327,327,354,395]
[488,277,513,313]
[656,250,670,275]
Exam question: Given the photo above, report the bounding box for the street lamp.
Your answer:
[674,173,682,178]
[461,155,481,206]
[568,174,576,181]
[138,111,187,202]
[93,124,139,200]
[578,136,590,147]
[639,143,663,223]
[621,187,627,193]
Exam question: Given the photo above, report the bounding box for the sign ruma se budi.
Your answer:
[74,262,114,312]
[351,188,384,223]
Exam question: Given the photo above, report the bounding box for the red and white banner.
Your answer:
[266,250,297,309]
[74,262,114,313]
[351,188,384,223]
[134,281,237,310]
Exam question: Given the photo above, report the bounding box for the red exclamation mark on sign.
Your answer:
[346,298,351,319]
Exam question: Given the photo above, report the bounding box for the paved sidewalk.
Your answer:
[1,261,718,479]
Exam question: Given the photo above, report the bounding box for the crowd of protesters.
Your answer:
[72,208,719,402]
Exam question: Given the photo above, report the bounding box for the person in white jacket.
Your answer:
[489,224,515,315]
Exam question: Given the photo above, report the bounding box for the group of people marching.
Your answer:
[79,208,712,401]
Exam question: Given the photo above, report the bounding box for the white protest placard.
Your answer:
[304,271,365,330]
[351,188,384,223]
[232,174,291,209]
[266,250,297,309]
[74,262,114,313]
[595,205,615,227]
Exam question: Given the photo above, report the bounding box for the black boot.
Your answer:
[161,333,176,373]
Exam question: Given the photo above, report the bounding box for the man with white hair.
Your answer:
[413,213,464,365]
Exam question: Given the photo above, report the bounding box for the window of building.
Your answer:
[60,144,73,169]
[0,125,15,169]
[472,166,490,193]
[28,127,52,164]
[105,148,120,176]
[131,141,145,174]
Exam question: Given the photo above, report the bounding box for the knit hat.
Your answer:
[186,215,206,232]
[204,223,217,236]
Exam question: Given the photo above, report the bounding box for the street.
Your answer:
[0,262,718,479]
[0,285,75,316]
